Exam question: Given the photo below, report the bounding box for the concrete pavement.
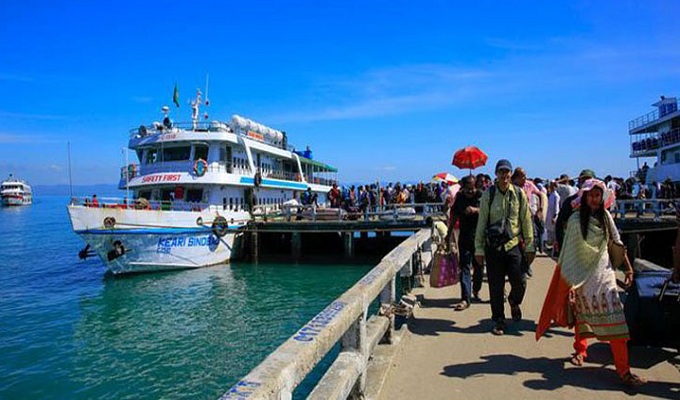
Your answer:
[377,255,680,400]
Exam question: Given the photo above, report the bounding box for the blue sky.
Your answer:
[1,1,679,186]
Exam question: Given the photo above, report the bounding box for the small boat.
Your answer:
[1,175,33,206]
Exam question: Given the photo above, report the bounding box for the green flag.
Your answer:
[173,83,180,108]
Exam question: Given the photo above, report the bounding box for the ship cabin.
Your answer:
[629,96,680,183]
[118,116,337,212]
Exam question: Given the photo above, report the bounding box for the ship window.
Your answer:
[229,197,233,210]
[138,190,151,199]
[186,189,203,203]
[162,146,191,162]
[194,144,209,161]
[223,197,227,210]
[160,189,174,201]
[146,149,158,164]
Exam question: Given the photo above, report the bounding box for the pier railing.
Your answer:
[220,228,432,400]
[252,202,447,222]
[614,198,678,220]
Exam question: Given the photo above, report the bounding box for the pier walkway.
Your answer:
[377,255,679,400]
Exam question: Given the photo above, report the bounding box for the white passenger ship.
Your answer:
[1,175,33,206]
[67,90,337,274]
[629,95,680,183]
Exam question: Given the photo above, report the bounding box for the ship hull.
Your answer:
[77,229,237,274]
[68,205,245,274]
[1,194,31,206]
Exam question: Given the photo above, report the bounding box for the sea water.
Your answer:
[0,196,375,399]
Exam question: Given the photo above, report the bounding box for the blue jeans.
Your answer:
[459,245,484,303]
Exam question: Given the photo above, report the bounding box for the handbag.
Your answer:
[608,240,626,270]
[606,209,626,270]
[430,250,459,288]
[486,219,512,249]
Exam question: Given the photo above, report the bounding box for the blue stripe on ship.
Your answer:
[239,176,308,190]
[76,226,242,235]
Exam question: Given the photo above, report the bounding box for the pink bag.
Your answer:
[430,251,459,288]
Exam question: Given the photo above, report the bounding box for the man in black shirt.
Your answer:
[451,175,483,310]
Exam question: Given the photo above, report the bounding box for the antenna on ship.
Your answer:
[203,73,210,120]
[191,88,202,130]
[67,141,74,203]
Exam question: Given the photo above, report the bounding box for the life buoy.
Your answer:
[212,216,228,237]
[193,159,208,177]
[103,217,116,229]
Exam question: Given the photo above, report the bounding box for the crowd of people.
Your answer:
[434,159,650,387]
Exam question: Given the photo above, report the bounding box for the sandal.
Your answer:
[569,353,585,366]
[454,301,470,311]
[621,372,647,387]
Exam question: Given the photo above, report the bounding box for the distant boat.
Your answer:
[1,175,33,206]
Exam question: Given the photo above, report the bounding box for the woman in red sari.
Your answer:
[536,179,646,386]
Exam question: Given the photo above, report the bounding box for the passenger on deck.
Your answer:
[328,183,341,208]
[536,179,646,387]
[91,194,99,208]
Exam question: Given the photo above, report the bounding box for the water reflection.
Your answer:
[72,262,372,399]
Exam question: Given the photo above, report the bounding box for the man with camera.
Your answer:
[475,159,535,336]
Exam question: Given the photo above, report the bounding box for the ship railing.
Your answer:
[129,121,290,149]
[613,198,679,220]
[129,121,231,139]
[69,196,214,212]
[220,228,432,400]
[251,202,446,222]
[129,162,311,181]
[629,109,660,131]
[262,170,300,182]
[630,128,680,156]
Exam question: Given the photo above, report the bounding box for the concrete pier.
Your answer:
[376,256,680,400]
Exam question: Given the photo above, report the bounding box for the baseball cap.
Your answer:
[578,169,596,179]
[495,159,512,173]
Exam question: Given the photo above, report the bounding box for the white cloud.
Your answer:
[268,35,680,124]
[0,111,67,121]
[132,96,153,103]
[0,73,33,82]
[0,132,61,144]
[270,64,490,123]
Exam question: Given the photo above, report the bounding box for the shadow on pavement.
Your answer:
[408,316,573,338]
[441,354,679,399]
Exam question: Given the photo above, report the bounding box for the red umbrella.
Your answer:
[452,146,488,171]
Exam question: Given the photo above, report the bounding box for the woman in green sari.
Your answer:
[537,179,646,386]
